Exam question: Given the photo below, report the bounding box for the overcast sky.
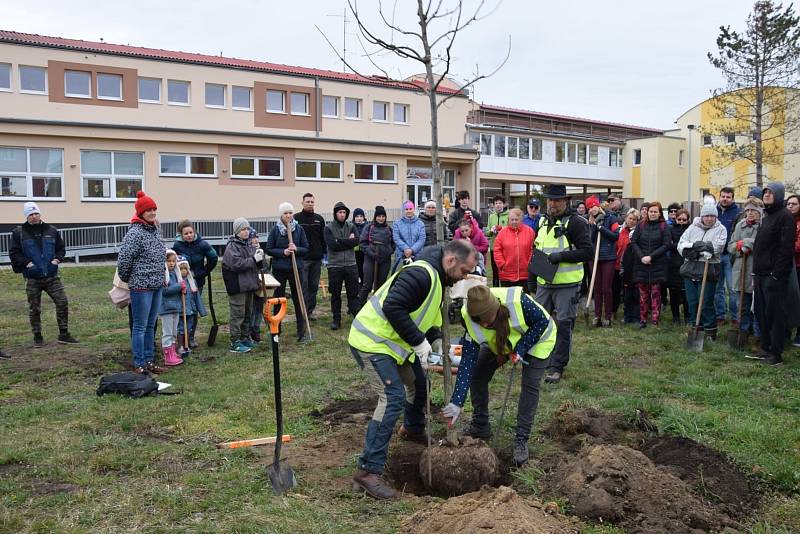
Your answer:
[4,0,758,130]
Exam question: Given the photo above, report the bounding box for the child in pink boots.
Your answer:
[159,250,184,367]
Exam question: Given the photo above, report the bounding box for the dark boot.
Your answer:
[513,439,529,467]
[330,316,341,331]
[705,328,718,342]
[352,470,399,500]
[462,423,491,439]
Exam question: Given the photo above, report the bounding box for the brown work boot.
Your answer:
[352,470,399,500]
[398,425,427,444]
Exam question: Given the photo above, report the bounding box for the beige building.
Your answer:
[0,30,476,231]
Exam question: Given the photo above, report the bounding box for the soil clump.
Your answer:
[419,436,498,496]
[309,397,376,425]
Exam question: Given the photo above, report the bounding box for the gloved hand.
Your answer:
[700,251,712,260]
[692,241,706,250]
[431,338,443,355]
[180,281,187,294]
[596,222,604,230]
[442,402,462,427]
[254,248,265,262]
[547,252,563,264]
[701,242,715,254]
[684,248,700,261]
[509,352,525,365]
[736,240,743,252]
[412,339,432,369]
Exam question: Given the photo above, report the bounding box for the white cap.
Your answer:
[23,202,41,217]
[279,201,294,215]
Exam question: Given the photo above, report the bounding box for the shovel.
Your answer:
[492,361,517,450]
[686,259,710,352]
[727,254,749,350]
[180,291,191,357]
[264,297,297,495]
[287,228,312,341]
[206,271,220,347]
[584,232,601,326]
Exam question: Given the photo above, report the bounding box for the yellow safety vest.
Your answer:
[461,286,556,359]
[534,215,584,285]
[348,261,442,364]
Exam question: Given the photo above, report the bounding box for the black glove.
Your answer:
[684,247,700,261]
[692,241,705,250]
[701,242,715,254]
[547,252,563,264]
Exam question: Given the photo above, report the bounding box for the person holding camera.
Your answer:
[447,190,483,235]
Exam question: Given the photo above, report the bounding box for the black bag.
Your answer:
[96,372,158,398]
[679,259,720,282]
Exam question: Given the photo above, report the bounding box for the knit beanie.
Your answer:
[466,285,500,324]
[134,191,157,216]
[743,197,764,218]
[700,202,717,217]
[585,195,600,210]
[353,207,365,220]
[23,201,41,217]
[278,201,294,215]
[747,186,763,199]
[374,205,387,219]
[233,217,250,235]
[403,200,415,210]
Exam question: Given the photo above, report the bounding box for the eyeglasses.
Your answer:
[668,209,678,212]
[676,218,688,223]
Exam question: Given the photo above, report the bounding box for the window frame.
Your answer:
[725,133,736,145]
[19,65,47,95]
[0,63,11,92]
[295,159,343,182]
[231,86,252,111]
[480,133,492,156]
[344,97,362,120]
[290,92,310,116]
[97,72,123,101]
[137,77,161,104]
[322,95,339,118]
[167,79,191,106]
[702,135,712,146]
[64,70,92,99]
[393,103,409,124]
[80,150,145,202]
[531,138,543,160]
[204,83,226,109]
[588,145,598,165]
[678,149,685,167]
[159,153,218,178]
[266,90,286,114]
[354,162,398,184]
[633,148,642,166]
[230,156,284,181]
[493,135,506,158]
[372,100,389,122]
[0,146,64,201]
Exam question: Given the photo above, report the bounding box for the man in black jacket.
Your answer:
[447,190,483,235]
[9,202,78,347]
[294,193,326,319]
[324,201,360,330]
[752,182,798,365]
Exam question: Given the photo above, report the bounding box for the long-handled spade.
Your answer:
[287,229,312,341]
[728,255,749,349]
[264,297,297,495]
[687,259,710,352]
[584,233,602,326]
[180,291,191,358]
[206,271,220,347]
[425,364,432,488]
[492,359,521,451]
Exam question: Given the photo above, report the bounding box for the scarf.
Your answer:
[277,219,297,236]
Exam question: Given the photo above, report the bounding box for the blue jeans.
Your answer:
[130,288,163,368]
[739,292,761,336]
[714,255,738,320]
[685,278,717,330]
[350,347,425,474]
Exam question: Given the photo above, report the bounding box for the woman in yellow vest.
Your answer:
[443,284,556,467]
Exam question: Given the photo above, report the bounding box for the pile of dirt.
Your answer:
[419,437,498,496]
[387,440,429,495]
[552,444,741,533]
[308,397,376,425]
[400,485,581,533]
[542,405,644,451]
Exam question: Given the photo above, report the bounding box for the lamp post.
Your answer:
[687,124,695,208]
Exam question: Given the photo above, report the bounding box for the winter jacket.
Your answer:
[752,182,795,280]
[419,212,451,246]
[10,221,65,280]
[266,221,309,272]
[677,217,728,281]
[453,217,489,254]
[795,213,800,268]
[493,224,535,282]
[447,206,483,234]
[117,221,166,290]
[629,219,671,284]
[667,223,689,289]
[159,270,205,317]
[294,209,326,261]
[221,236,261,295]
[353,217,368,252]
[360,221,394,262]
[172,234,218,287]
[716,202,741,256]
[615,225,635,272]
[486,209,509,248]
[522,213,541,232]
[589,212,619,262]
[324,202,358,268]
[393,214,427,262]
[728,218,761,293]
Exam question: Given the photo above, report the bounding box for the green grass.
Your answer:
[1,265,799,533]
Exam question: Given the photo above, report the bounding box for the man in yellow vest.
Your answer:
[532,184,592,384]
[442,284,556,466]
[348,239,478,499]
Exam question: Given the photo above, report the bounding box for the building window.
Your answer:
[633,149,642,166]
[290,92,309,115]
[345,97,361,119]
[232,86,252,110]
[97,73,122,100]
[159,154,217,177]
[518,138,530,159]
[81,151,143,200]
[480,134,492,156]
[555,142,565,162]
[355,163,397,183]
[567,143,577,163]
[678,149,685,166]
[443,169,456,205]
[494,135,506,157]
[609,148,618,167]
[138,78,161,103]
[19,66,47,94]
[373,100,389,122]
[295,160,342,181]
[167,80,190,105]
[0,63,11,91]
[266,90,285,113]
[468,132,480,146]
[531,139,543,160]
[577,143,587,164]
[205,83,226,108]
[507,137,518,158]
[65,70,91,98]
[702,135,712,146]
[394,103,409,124]
[230,156,283,180]
[322,95,339,117]
[589,145,598,165]
[726,133,736,144]
[0,147,63,200]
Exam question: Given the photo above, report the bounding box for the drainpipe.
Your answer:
[315,77,321,138]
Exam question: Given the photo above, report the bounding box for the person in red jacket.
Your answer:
[493,208,535,288]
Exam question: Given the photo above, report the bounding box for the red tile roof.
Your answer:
[0,30,464,96]
[478,103,663,134]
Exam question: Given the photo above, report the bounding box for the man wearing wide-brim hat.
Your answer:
[530,184,593,383]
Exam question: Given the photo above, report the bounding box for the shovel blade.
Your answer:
[686,328,704,352]
[207,325,219,347]
[267,458,297,495]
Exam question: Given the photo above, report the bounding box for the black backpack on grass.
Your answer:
[96,372,158,398]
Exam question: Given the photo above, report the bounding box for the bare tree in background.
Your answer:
[319,0,509,444]
[705,0,800,188]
